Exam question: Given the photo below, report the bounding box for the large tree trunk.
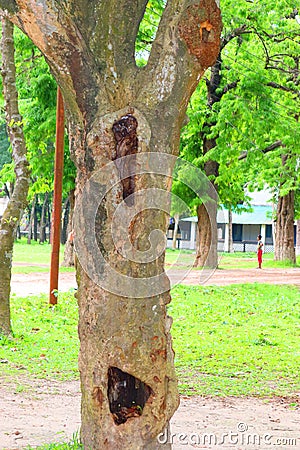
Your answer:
[0,19,30,335]
[274,192,296,263]
[3,1,221,446]
[193,55,221,268]
[194,156,218,267]
[62,189,75,267]
[194,200,218,267]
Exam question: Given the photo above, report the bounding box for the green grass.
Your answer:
[165,248,300,270]
[170,284,300,397]
[11,240,299,273]
[12,238,75,274]
[0,291,79,381]
[1,284,299,398]
[25,434,83,449]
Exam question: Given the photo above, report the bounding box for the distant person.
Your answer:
[256,234,263,269]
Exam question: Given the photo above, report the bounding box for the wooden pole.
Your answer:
[49,87,64,305]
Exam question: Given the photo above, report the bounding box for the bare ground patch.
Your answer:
[0,378,299,449]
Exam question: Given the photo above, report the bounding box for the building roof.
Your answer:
[182,205,274,225]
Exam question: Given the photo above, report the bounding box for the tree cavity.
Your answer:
[107,366,153,425]
[112,114,138,207]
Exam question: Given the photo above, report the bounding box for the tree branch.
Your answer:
[221,25,252,50]
[138,0,222,109]
[267,81,298,95]
[238,140,284,161]
[221,80,239,96]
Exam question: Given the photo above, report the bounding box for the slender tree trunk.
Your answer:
[61,196,70,245]
[47,200,51,242]
[172,213,179,249]
[296,220,300,257]
[274,192,296,263]
[33,197,38,241]
[0,19,30,335]
[228,208,233,253]
[16,224,21,240]
[27,194,36,244]
[62,189,75,267]
[39,192,49,243]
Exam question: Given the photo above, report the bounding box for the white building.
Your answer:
[0,197,8,218]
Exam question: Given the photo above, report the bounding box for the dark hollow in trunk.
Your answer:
[112,114,138,206]
[107,366,153,426]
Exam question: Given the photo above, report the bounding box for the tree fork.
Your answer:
[1,0,222,446]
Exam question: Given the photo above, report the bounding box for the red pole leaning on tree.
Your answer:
[49,87,65,305]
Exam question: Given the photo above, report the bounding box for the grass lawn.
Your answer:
[12,239,299,274]
[1,284,299,399]
[12,238,74,274]
[24,436,82,450]
[165,248,300,270]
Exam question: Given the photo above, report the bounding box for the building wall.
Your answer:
[242,224,260,241]
[0,197,9,217]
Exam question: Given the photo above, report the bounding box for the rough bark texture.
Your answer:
[0,18,30,335]
[274,192,296,263]
[1,1,222,447]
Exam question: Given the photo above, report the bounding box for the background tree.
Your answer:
[0,18,30,335]
[0,28,76,244]
[1,0,221,448]
[179,0,299,264]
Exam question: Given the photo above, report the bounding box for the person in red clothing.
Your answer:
[256,234,263,269]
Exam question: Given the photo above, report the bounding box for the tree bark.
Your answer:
[194,200,218,267]
[2,0,222,446]
[193,53,221,268]
[274,192,296,263]
[0,18,30,335]
[194,159,218,267]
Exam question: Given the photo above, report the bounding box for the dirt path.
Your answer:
[10,267,300,296]
[4,268,299,449]
[1,379,299,449]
